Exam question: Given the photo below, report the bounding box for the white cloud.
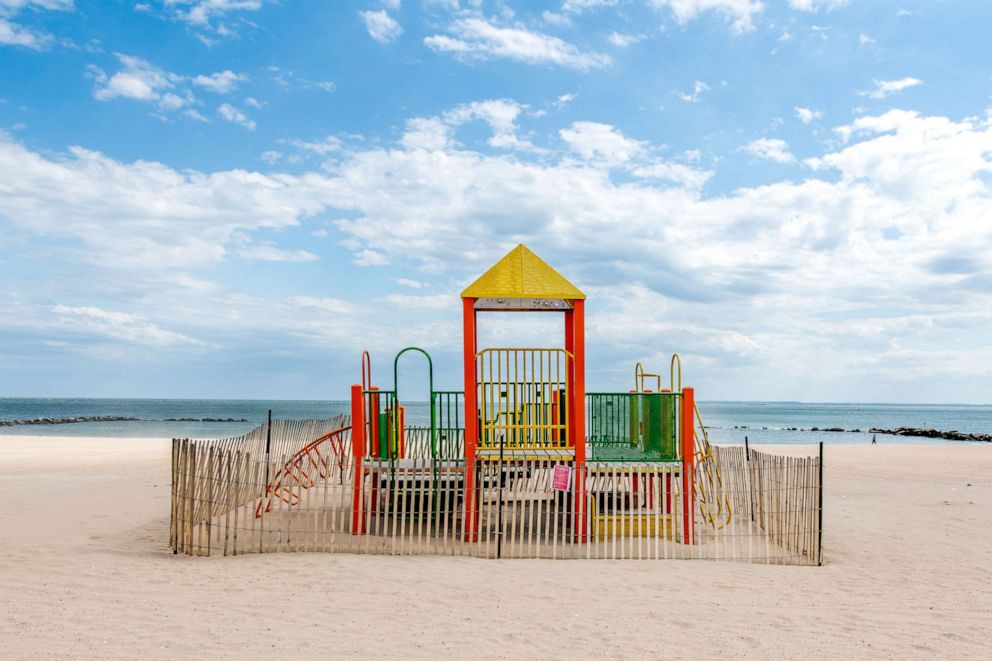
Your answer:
[359,9,402,43]
[89,54,185,104]
[811,110,992,204]
[0,18,43,48]
[0,134,332,269]
[401,100,537,152]
[795,106,822,123]
[289,296,356,314]
[424,17,612,70]
[677,80,709,102]
[244,96,263,108]
[608,31,645,47]
[396,278,423,289]
[648,0,765,34]
[401,117,451,151]
[560,121,644,164]
[354,249,389,266]
[382,293,453,310]
[86,54,242,118]
[745,137,795,163]
[163,0,263,28]
[217,102,255,130]
[631,161,712,190]
[4,104,992,399]
[286,135,342,155]
[51,305,200,346]
[541,10,571,27]
[562,0,617,12]
[858,33,875,45]
[789,0,847,10]
[0,0,73,49]
[860,77,922,99]
[192,70,247,93]
[444,99,534,150]
[238,243,319,262]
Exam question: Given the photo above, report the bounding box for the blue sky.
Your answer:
[1,0,991,403]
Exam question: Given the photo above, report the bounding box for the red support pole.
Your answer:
[462,297,479,542]
[350,384,366,535]
[572,300,586,464]
[564,308,574,450]
[681,386,696,544]
[570,300,587,543]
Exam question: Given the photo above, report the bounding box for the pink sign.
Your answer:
[552,464,572,491]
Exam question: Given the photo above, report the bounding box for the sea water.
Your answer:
[1,398,989,445]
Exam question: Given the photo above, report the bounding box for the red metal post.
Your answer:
[350,383,366,535]
[564,308,574,449]
[572,300,586,464]
[681,386,696,544]
[462,297,478,542]
[569,300,587,542]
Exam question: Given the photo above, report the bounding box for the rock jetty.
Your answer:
[728,424,988,441]
[869,427,992,442]
[163,418,248,422]
[0,416,249,427]
[0,415,138,427]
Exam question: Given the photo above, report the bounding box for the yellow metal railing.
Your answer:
[477,348,572,450]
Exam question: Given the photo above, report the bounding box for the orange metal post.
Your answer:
[564,309,574,446]
[462,297,479,542]
[681,386,696,544]
[571,300,587,542]
[350,384,366,535]
[572,300,586,463]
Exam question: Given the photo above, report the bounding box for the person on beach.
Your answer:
[872,434,877,445]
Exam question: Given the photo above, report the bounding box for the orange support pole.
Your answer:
[350,383,366,535]
[681,386,696,544]
[572,300,586,464]
[462,297,478,542]
[568,300,587,543]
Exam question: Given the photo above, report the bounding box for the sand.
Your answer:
[0,436,989,660]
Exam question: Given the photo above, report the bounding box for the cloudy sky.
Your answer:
[1,1,990,403]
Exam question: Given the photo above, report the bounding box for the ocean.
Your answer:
[1,398,989,445]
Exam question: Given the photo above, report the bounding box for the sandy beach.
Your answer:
[0,436,989,660]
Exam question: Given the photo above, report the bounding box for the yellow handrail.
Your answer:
[634,361,662,392]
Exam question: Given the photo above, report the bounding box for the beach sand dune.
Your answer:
[1,437,989,659]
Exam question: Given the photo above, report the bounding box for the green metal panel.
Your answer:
[587,392,680,462]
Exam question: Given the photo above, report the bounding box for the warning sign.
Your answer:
[551,464,573,491]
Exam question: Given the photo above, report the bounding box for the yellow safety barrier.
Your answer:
[476,347,572,451]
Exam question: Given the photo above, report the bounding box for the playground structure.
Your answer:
[170,245,823,563]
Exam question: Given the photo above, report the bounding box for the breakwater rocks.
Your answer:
[730,424,990,442]
[163,418,249,422]
[733,425,862,432]
[0,416,250,427]
[869,427,992,442]
[0,415,139,427]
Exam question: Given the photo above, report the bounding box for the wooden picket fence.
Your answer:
[170,419,822,564]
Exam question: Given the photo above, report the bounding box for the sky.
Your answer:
[1,0,991,404]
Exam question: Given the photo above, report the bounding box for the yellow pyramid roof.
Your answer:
[461,244,585,300]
